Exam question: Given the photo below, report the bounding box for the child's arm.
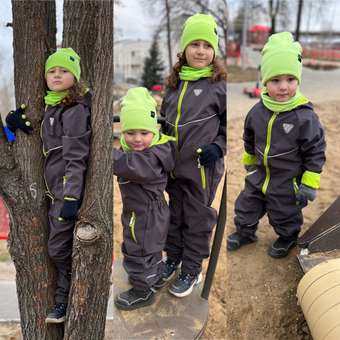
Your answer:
[242,112,256,168]
[113,148,163,183]
[299,112,326,190]
[61,103,91,200]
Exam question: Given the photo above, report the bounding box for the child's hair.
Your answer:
[166,53,227,89]
[62,79,88,106]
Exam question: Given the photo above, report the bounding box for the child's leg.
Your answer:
[165,178,185,263]
[47,215,74,304]
[234,182,266,238]
[266,188,302,258]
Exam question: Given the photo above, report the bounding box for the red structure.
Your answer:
[0,197,9,240]
[248,25,271,48]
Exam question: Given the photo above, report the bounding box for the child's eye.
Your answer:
[288,77,296,82]
[203,42,212,49]
[270,79,279,83]
[141,132,149,136]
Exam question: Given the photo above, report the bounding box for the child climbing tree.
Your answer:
[0,1,113,339]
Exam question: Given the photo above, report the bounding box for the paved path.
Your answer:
[0,281,113,321]
[228,67,340,120]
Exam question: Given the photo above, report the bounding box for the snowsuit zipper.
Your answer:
[175,80,188,145]
[262,112,278,194]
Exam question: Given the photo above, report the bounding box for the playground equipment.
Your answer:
[0,197,9,240]
[243,66,261,98]
[296,197,340,339]
[113,115,226,339]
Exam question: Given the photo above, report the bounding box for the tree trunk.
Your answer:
[165,0,173,70]
[62,0,105,88]
[62,1,113,339]
[0,1,63,339]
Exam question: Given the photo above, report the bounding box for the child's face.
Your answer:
[123,130,154,151]
[185,40,214,68]
[46,67,75,92]
[266,75,298,102]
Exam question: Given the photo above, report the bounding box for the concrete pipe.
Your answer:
[297,258,340,340]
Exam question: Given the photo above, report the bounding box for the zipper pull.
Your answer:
[197,148,202,168]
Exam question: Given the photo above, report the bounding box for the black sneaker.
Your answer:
[45,303,67,323]
[227,231,257,251]
[268,237,297,258]
[168,272,202,298]
[161,259,181,281]
[114,288,155,311]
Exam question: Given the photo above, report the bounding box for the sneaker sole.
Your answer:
[168,272,203,298]
[45,316,66,324]
[114,294,155,311]
[227,237,257,251]
[267,241,296,259]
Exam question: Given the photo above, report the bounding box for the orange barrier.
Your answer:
[0,197,9,240]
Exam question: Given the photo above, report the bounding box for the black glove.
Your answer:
[60,199,80,221]
[198,143,223,168]
[296,184,316,208]
[244,164,256,172]
[5,104,33,134]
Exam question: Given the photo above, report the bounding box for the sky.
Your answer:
[115,0,159,41]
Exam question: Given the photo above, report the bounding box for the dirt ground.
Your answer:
[226,100,340,340]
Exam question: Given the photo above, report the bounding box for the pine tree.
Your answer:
[141,33,165,89]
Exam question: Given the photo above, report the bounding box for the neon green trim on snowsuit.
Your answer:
[196,148,206,190]
[261,112,278,194]
[293,177,299,193]
[175,81,188,145]
[242,151,256,165]
[155,134,176,145]
[129,211,137,243]
[301,170,321,189]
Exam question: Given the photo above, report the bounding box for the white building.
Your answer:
[114,38,180,85]
[114,39,151,84]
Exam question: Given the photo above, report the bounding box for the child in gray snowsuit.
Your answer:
[6,48,91,322]
[159,14,226,297]
[227,32,326,258]
[113,87,176,310]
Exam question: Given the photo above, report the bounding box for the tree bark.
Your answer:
[0,1,63,339]
[62,0,105,88]
[62,1,113,339]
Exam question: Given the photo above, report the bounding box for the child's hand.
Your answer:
[60,198,80,221]
[296,184,316,208]
[197,143,223,168]
[6,104,33,134]
[245,164,256,172]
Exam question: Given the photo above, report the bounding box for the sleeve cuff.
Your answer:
[242,151,256,165]
[301,170,321,189]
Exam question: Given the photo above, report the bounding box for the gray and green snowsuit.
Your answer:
[41,93,91,303]
[161,78,226,275]
[114,136,176,290]
[235,101,326,240]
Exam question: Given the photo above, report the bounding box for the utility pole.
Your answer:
[241,0,248,70]
[295,0,303,41]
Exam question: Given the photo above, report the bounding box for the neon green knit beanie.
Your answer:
[45,48,81,81]
[120,87,158,135]
[180,14,219,54]
[261,32,303,84]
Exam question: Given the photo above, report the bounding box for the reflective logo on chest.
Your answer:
[194,89,203,96]
[282,123,294,134]
[49,117,55,126]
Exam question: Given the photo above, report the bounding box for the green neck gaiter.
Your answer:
[261,87,309,113]
[120,131,160,152]
[179,65,213,81]
[44,90,68,106]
